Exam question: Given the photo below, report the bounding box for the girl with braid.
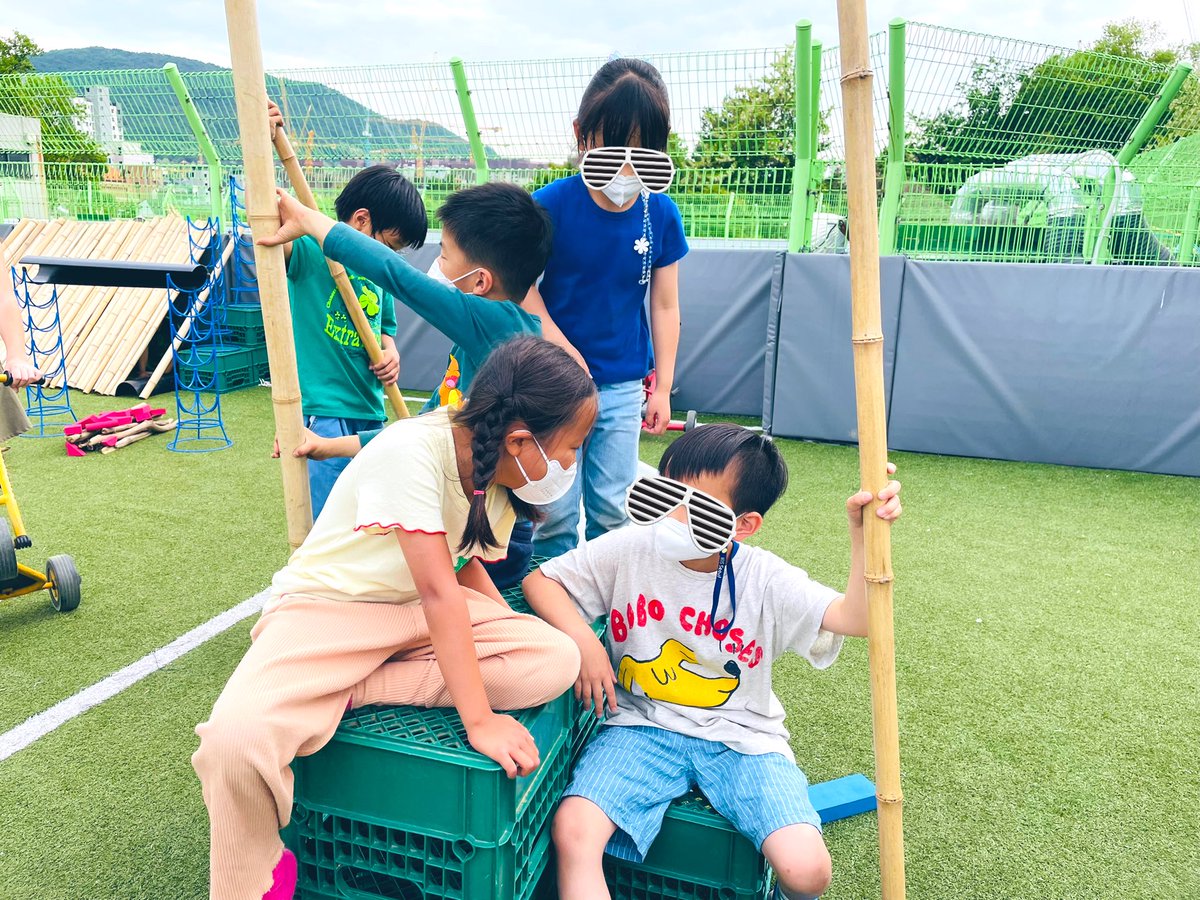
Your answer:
[193,336,597,900]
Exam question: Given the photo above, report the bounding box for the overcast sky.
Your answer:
[6,1,1197,69]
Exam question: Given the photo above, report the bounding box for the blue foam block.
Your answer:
[810,773,877,825]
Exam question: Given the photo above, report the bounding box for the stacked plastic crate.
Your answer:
[285,571,873,900]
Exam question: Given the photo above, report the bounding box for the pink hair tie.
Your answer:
[473,489,486,496]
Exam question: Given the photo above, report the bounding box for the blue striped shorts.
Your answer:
[564,724,821,863]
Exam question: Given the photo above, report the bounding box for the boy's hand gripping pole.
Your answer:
[271,129,410,419]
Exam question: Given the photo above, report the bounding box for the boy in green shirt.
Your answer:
[263,181,555,585]
[269,102,428,516]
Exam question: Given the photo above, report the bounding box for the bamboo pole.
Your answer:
[272,128,408,419]
[70,220,174,393]
[73,220,177,392]
[835,2,907,898]
[225,0,312,548]
[140,238,236,398]
[89,219,184,394]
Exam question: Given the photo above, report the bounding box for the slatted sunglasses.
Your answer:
[579,146,676,194]
[625,475,737,554]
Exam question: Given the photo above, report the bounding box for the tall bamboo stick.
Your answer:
[225,0,312,549]
[272,129,408,419]
[835,2,907,898]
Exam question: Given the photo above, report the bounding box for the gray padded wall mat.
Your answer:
[888,261,1200,476]
[767,254,906,442]
[397,244,779,412]
[673,249,779,417]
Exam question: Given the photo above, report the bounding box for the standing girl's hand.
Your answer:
[643,388,671,435]
[466,712,540,778]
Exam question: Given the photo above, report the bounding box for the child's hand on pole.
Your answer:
[371,344,400,385]
[258,188,331,248]
[266,99,284,140]
[846,462,902,529]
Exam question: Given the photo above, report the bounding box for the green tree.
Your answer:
[690,45,829,194]
[0,32,106,170]
[910,19,1199,169]
[0,31,40,74]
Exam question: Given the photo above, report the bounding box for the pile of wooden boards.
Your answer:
[1,218,195,396]
[63,403,175,456]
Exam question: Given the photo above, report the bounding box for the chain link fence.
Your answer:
[1,22,1198,263]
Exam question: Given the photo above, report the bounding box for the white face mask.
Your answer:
[428,257,482,290]
[601,173,644,207]
[652,517,712,562]
[512,436,577,506]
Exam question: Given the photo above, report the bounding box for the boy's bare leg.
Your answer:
[553,796,618,900]
[761,823,832,900]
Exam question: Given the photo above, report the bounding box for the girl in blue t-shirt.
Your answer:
[526,57,689,559]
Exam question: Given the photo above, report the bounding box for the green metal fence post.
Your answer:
[1179,183,1200,265]
[878,19,907,256]
[1091,62,1192,264]
[1117,64,1193,167]
[805,40,824,246]
[163,63,223,222]
[450,58,489,185]
[787,21,814,253]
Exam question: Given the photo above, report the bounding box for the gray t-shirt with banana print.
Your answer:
[538,526,843,760]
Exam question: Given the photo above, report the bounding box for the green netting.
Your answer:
[2,23,1199,265]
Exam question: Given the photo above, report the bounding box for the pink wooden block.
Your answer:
[65,441,86,458]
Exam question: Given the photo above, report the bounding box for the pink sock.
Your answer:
[263,848,297,900]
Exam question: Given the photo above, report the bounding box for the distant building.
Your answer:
[0,112,50,220]
[73,86,155,166]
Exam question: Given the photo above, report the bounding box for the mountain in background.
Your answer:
[31,47,496,165]
[33,48,224,74]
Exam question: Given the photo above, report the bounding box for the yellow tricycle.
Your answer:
[0,371,81,613]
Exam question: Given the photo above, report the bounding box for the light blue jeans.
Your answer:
[306,415,385,520]
[533,379,642,559]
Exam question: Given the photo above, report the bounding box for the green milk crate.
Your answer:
[604,791,771,899]
[530,790,772,900]
[224,302,267,346]
[291,694,574,848]
[176,346,256,394]
[250,343,271,382]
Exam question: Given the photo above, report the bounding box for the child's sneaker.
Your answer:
[263,848,297,900]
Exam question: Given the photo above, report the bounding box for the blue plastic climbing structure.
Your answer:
[168,216,232,453]
[9,266,76,437]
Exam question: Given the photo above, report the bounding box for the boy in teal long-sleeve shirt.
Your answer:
[263,181,555,586]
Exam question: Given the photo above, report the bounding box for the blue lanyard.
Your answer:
[711,542,739,639]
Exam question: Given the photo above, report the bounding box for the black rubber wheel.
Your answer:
[0,519,17,583]
[46,555,81,613]
[684,410,698,432]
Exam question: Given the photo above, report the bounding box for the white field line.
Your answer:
[0,589,268,763]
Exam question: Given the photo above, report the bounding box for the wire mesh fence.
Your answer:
[895,23,1187,264]
[1,21,1199,264]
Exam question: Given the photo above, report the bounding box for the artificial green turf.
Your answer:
[0,394,1197,899]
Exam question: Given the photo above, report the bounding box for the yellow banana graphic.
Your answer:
[617,639,741,709]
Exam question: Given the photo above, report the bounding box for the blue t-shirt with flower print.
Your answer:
[533,174,688,386]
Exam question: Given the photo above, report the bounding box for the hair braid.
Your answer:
[458,399,510,554]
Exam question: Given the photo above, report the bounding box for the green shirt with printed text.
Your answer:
[287,233,397,421]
